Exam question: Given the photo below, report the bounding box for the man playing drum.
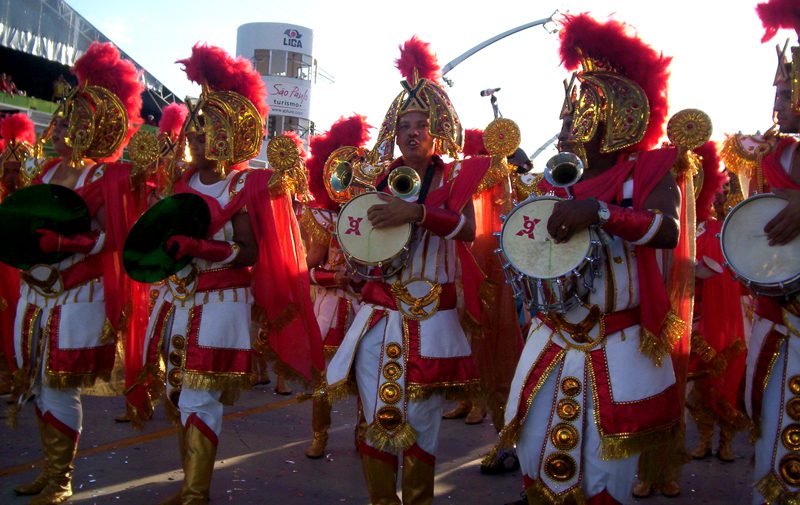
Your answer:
[497,14,691,504]
[324,36,491,504]
[721,2,800,503]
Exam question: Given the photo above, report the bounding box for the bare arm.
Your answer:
[231,212,258,266]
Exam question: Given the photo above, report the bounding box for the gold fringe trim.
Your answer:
[755,472,800,505]
[481,417,520,466]
[475,156,509,194]
[600,419,679,460]
[182,371,252,398]
[406,380,482,401]
[299,207,332,248]
[45,369,111,390]
[322,378,359,404]
[100,318,116,344]
[525,478,586,505]
[253,343,316,390]
[719,134,767,179]
[366,420,417,453]
[639,310,686,367]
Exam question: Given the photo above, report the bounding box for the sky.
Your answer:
[65,0,791,166]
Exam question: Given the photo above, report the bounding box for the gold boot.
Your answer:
[159,423,187,505]
[14,416,47,496]
[181,421,218,505]
[306,396,331,459]
[401,448,435,505]
[717,425,736,462]
[441,400,470,420]
[29,422,78,505]
[361,447,401,504]
[689,416,714,459]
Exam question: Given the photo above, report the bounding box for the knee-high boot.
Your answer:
[717,424,736,462]
[14,413,48,495]
[159,423,187,505]
[29,421,79,505]
[401,445,435,505]
[306,396,331,459]
[359,443,401,505]
[181,416,218,505]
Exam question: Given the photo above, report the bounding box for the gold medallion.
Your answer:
[379,383,402,404]
[561,377,581,397]
[782,424,800,451]
[168,351,183,367]
[544,453,576,482]
[780,454,800,486]
[557,399,581,421]
[171,334,186,350]
[386,343,403,359]
[551,423,579,451]
[383,362,403,381]
[790,376,800,396]
[376,406,403,431]
[787,398,800,420]
[167,367,183,388]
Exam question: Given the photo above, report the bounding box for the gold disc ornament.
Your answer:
[483,118,521,157]
[667,109,712,150]
[266,135,301,171]
[128,129,160,168]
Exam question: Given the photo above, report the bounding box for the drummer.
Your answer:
[324,36,491,504]
[496,14,690,504]
[722,3,800,503]
[7,42,146,505]
[124,44,322,505]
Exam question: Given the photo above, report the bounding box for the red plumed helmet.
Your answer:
[694,141,726,222]
[0,113,36,146]
[73,41,144,126]
[177,43,268,118]
[306,115,372,210]
[559,13,671,153]
[757,0,800,42]
[158,103,189,141]
[395,36,442,84]
[463,128,489,158]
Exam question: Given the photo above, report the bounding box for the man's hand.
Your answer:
[765,188,800,246]
[547,199,600,243]
[366,194,423,228]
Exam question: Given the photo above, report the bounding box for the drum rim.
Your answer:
[720,192,800,290]
[336,191,412,266]
[500,195,592,280]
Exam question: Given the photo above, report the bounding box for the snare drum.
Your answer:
[720,193,800,297]
[497,196,602,313]
[336,192,413,279]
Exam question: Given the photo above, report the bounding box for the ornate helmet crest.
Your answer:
[373,36,462,163]
[176,44,268,175]
[559,14,671,154]
[46,41,144,167]
[757,0,800,113]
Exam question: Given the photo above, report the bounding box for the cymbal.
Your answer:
[123,193,210,283]
[0,184,90,269]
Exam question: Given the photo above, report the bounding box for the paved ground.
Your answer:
[0,375,756,505]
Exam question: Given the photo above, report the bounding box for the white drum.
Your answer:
[336,192,412,279]
[497,196,602,313]
[720,193,800,297]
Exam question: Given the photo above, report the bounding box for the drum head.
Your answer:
[721,194,800,286]
[500,197,590,279]
[123,193,210,283]
[0,184,90,269]
[336,192,412,264]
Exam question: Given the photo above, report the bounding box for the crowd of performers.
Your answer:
[1,1,800,505]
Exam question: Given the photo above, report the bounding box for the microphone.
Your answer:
[480,87,501,97]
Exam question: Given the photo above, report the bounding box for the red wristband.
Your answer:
[602,204,661,244]
[310,268,339,287]
[419,205,463,238]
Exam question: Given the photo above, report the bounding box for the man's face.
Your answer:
[1,160,21,194]
[186,130,207,163]
[50,117,71,157]
[396,111,435,165]
[774,81,800,134]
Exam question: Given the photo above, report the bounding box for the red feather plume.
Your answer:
[0,113,36,146]
[177,44,268,118]
[463,128,488,157]
[306,115,372,210]
[395,36,441,83]
[694,141,726,222]
[757,0,800,42]
[559,13,672,152]
[73,42,144,125]
[0,139,5,152]
[158,103,189,140]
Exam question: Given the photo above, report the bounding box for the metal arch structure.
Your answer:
[441,12,558,77]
